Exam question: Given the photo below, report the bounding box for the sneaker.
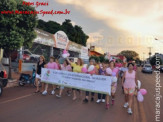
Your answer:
[105,103,109,109]
[83,98,89,103]
[42,90,47,95]
[73,97,77,100]
[56,94,61,98]
[102,99,105,103]
[96,99,101,103]
[91,97,94,102]
[112,99,115,105]
[127,108,132,115]
[123,102,129,108]
[51,90,55,95]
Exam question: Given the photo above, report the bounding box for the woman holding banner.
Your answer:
[122,63,137,115]
[56,60,72,98]
[96,61,107,103]
[42,56,59,95]
[35,56,46,93]
[83,59,98,103]
[66,58,83,100]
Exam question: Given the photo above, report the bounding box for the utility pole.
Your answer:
[143,52,145,61]
[147,47,152,58]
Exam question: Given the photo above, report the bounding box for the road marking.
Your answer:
[0,93,35,105]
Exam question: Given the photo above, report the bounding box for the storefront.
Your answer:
[32,28,88,61]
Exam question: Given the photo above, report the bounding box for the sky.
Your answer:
[26,0,163,60]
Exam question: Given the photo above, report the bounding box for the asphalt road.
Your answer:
[0,68,162,122]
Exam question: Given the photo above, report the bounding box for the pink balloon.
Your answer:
[82,67,88,73]
[112,72,116,76]
[137,91,144,102]
[139,89,147,95]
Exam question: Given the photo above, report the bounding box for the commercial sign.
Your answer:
[54,31,69,49]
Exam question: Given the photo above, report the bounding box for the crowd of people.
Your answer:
[34,55,138,115]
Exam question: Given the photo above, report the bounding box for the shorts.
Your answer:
[111,82,117,94]
[36,74,41,79]
[124,88,135,95]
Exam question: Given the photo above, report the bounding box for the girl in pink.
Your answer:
[42,56,59,95]
[83,59,98,103]
[56,60,72,98]
[105,60,118,109]
[122,63,138,115]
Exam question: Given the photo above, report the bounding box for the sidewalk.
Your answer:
[6,71,32,88]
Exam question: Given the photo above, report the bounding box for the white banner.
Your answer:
[41,68,112,95]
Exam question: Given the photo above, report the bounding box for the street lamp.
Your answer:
[143,52,145,61]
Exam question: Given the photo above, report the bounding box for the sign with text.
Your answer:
[41,68,112,95]
[80,46,89,59]
[54,31,69,49]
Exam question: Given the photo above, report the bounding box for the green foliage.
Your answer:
[0,0,37,51]
[0,0,37,79]
[99,55,105,63]
[150,56,162,66]
[89,56,100,63]
[37,19,89,46]
[117,50,139,62]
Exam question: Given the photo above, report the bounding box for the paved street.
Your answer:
[0,68,162,122]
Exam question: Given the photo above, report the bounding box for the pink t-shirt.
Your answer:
[46,62,59,69]
[61,64,72,71]
[124,70,136,88]
[115,63,122,68]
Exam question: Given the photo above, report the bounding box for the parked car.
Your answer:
[11,50,40,62]
[136,64,141,67]
[142,64,153,74]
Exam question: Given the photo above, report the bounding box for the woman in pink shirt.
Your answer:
[56,60,72,98]
[83,59,98,103]
[122,63,138,115]
[105,60,118,109]
[42,56,59,95]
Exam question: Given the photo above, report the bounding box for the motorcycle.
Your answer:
[0,70,8,96]
[19,65,41,87]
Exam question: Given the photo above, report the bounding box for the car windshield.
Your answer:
[145,65,151,67]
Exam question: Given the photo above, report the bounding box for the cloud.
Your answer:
[71,21,76,26]
[56,0,163,55]
[56,0,163,38]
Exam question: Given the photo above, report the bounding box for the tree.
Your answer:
[36,19,89,46]
[117,50,139,62]
[99,55,105,63]
[74,25,88,46]
[0,0,37,79]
